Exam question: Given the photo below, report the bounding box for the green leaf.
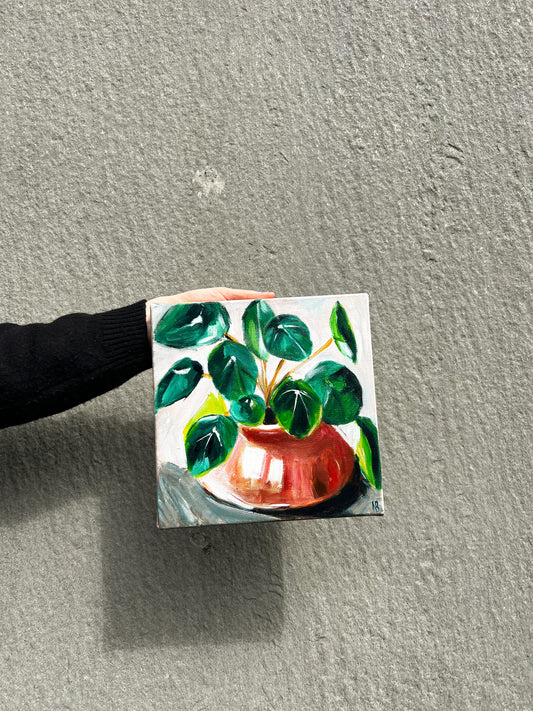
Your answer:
[155,358,203,412]
[270,379,322,438]
[355,416,381,489]
[304,360,362,425]
[185,415,238,477]
[154,302,230,348]
[230,394,266,426]
[242,299,275,360]
[330,301,357,363]
[264,314,313,361]
[183,392,227,438]
[208,341,258,400]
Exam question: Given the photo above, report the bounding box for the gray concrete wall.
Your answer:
[0,1,531,709]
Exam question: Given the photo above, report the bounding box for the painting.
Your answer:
[151,294,383,528]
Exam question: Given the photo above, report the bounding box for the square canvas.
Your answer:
[151,294,383,528]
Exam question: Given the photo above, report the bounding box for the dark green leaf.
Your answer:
[208,341,258,400]
[264,314,313,361]
[270,379,322,438]
[155,358,203,412]
[242,299,275,360]
[304,360,362,425]
[355,416,381,489]
[330,301,357,363]
[230,394,266,426]
[185,415,238,477]
[154,302,230,348]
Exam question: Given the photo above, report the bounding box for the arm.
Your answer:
[0,301,151,429]
[0,288,274,429]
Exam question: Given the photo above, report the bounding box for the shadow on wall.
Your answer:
[0,412,285,649]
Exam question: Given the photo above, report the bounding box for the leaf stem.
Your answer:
[224,332,244,345]
[255,362,268,400]
[266,359,286,402]
[260,361,269,397]
[275,337,334,387]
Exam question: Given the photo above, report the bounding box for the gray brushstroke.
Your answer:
[157,462,278,528]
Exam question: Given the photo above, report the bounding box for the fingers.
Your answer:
[175,288,275,302]
[214,288,275,300]
[147,288,276,305]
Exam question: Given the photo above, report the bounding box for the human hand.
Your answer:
[146,287,275,335]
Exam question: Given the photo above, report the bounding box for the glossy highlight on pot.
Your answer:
[200,422,355,509]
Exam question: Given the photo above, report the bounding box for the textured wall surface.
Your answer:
[0,2,531,709]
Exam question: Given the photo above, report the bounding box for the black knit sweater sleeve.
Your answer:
[0,301,152,429]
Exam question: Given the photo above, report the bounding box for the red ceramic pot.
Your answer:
[199,422,355,510]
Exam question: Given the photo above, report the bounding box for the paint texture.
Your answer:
[0,1,531,709]
[152,295,381,522]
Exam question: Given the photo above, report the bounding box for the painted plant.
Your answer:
[153,298,381,513]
